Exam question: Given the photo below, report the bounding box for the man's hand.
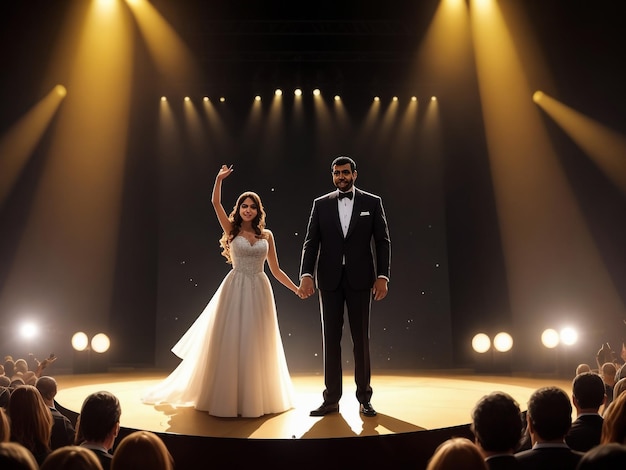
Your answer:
[298,276,315,299]
[372,278,388,301]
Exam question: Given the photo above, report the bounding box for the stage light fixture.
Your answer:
[160,96,167,102]
[71,332,89,352]
[184,96,190,102]
[255,95,261,102]
[334,95,341,101]
[532,90,544,103]
[392,96,398,101]
[274,89,282,96]
[472,333,491,353]
[91,333,111,353]
[294,88,302,96]
[493,332,513,352]
[411,96,417,102]
[55,85,67,97]
[431,96,437,101]
[203,96,209,102]
[19,322,39,340]
[219,97,226,102]
[313,89,321,96]
[560,327,578,346]
[374,97,380,102]
[541,328,560,349]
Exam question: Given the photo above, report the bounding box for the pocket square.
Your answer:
[360,211,370,216]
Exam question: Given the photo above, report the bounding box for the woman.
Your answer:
[41,446,104,470]
[8,385,53,465]
[111,431,173,470]
[142,164,298,417]
[426,438,488,470]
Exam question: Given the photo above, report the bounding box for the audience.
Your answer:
[600,362,617,408]
[576,442,626,469]
[75,391,122,470]
[41,445,104,470]
[471,391,523,469]
[601,390,626,444]
[111,431,174,470]
[613,377,626,401]
[36,375,76,449]
[0,441,39,470]
[576,364,591,375]
[426,437,488,470]
[7,384,53,465]
[565,372,606,452]
[514,386,583,469]
[1,407,10,442]
[0,386,10,408]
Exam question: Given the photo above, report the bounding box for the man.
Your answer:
[514,386,583,470]
[299,155,391,417]
[471,391,523,469]
[35,375,76,449]
[565,371,606,452]
[75,391,121,470]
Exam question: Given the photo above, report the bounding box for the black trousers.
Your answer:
[319,268,373,405]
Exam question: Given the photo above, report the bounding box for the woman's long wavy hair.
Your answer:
[219,191,267,263]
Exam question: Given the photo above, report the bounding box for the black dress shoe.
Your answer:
[309,403,339,416]
[360,402,377,417]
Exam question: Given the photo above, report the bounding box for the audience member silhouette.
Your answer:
[576,364,591,375]
[514,386,583,470]
[471,391,523,469]
[3,358,16,380]
[41,445,104,470]
[613,377,626,401]
[7,384,53,465]
[1,407,10,442]
[565,372,606,452]
[75,391,121,470]
[111,431,174,470]
[576,442,626,469]
[0,375,10,388]
[0,385,10,408]
[36,376,76,449]
[0,441,39,470]
[601,390,626,444]
[426,437,488,470]
[600,362,617,408]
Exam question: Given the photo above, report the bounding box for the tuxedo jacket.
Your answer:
[515,446,583,470]
[565,414,603,452]
[300,188,391,291]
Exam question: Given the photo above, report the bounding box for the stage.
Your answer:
[52,369,572,468]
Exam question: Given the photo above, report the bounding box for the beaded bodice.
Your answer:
[230,236,267,275]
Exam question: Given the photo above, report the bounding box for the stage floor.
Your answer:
[54,370,571,439]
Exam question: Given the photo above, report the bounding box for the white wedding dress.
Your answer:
[141,235,294,417]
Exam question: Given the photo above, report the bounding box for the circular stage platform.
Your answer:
[54,370,571,468]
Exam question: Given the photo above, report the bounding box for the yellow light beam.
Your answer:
[534,91,626,194]
[471,0,623,328]
[0,86,66,209]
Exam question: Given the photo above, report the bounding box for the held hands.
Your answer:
[216,164,233,181]
[297,276,315,299]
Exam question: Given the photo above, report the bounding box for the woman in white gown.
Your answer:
[142,164,299,417]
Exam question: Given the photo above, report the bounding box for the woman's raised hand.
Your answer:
[216,164,234,180]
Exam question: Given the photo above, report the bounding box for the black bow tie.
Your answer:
[338,192,353,200]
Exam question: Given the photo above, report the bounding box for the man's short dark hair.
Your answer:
[331,156,356,172]
[471,391,523,452]
[78,391,121,442]
[527,386,572,441]
[572,372,606,410]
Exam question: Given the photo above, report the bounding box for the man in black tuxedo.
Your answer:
[298,156,391,417]
[565,371,606,452]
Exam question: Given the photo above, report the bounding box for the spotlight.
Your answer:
[184,96,190,102]
[91,333,111,354]
[55,85,67,97]
[431,96,437,101]
[160,96,167,102]
[294,88,302,96]
[560,327,578,346]
[274,89,282,96]
[219,97,226,102]
[541,328,560,349]
[313,89,321,96]
[71,332,89,352]
[411,96,417,102]
[392,96,398,101]
[255,95,261,101]
[203,96,209,102]
[19,322,39,340]
[472,333,491,353]
[334,95,341,101]
[533,91,544,103]
[374,97,380,102]
[493,332,513,352]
